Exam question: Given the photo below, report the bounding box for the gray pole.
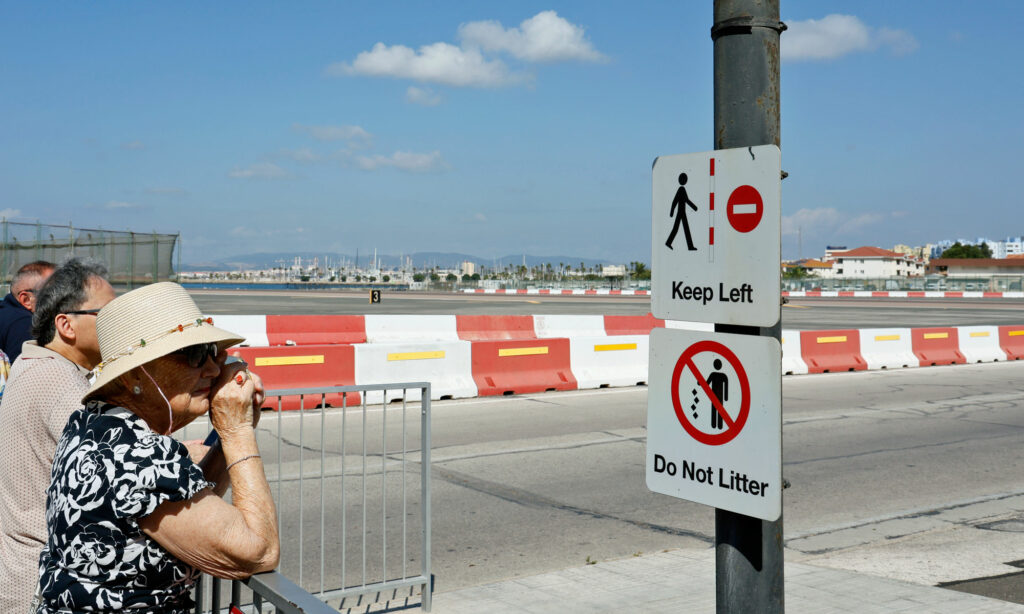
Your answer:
[711,1,786,613]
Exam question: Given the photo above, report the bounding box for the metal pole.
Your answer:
[711,1,786,613]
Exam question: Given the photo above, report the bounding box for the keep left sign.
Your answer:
[652,145,781,327]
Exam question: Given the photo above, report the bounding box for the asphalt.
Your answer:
[415,547,1024,613]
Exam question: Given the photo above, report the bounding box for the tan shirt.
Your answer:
[0,341,90,611]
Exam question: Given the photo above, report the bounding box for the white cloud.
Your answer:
[0,208,22,219]
[783,207,905,236]
[228,162,293,180]
[121,140,145,150]
[280,147,320,163]
[328,42,530,88]
[356,150,449,172]
[292,123,372,146]
[458,11,605,63]
[406,86,442,106]
[782,14,918,61]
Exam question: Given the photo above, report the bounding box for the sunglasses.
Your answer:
[175,342,219,368]
[64,308,102,316]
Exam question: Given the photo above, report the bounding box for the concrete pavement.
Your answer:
[424,547,1024,613]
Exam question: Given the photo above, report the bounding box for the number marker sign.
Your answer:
[652,145,781,326]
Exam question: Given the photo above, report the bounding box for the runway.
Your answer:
[189,288,1024,329]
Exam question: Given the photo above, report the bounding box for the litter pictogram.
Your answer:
[670,339,750,446]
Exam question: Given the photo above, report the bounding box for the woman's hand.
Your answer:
[209,361,256,439]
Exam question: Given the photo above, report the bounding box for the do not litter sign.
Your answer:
[651,145,781,327]
[646,327,781,520]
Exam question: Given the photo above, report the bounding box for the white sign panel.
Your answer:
[646,327,781,520]
[652,145,781,326]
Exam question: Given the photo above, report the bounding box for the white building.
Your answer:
[825,246,925,278]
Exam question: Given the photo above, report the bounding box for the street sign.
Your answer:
[646,327,781,521]
[652,145,781,326]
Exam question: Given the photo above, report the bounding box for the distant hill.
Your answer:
[181,251,624,272]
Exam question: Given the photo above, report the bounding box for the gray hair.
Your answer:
[11,260,55,294]
[31,258,109,346]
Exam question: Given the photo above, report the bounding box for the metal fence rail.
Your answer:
[183,382,433,613]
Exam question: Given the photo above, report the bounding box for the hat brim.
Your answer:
[83,325,245,404]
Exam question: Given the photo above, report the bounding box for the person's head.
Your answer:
[11,261,55,312]
[83,282,244,434]
[31,258,116,369]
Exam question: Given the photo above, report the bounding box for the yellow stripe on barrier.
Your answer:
[923,332,949,340]
[499,346,549,357]
[874,335,901,342]
[254,355,325,367]
[1009,330,1024,337]
[969,331,990,338]
[594,343,637,352]
[387,351,445,361]
[817,336,847,344]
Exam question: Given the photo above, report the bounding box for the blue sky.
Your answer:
[2,2,1021,265]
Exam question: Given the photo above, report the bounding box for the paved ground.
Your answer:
[422,548,1024,613]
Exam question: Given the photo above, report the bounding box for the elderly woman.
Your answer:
[35,282,278,612]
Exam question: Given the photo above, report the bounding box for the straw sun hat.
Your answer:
[83,282,245,403]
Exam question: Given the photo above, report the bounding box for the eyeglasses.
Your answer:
[64,308,102,316]
[175,342,219,368]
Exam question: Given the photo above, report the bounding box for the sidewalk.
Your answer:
[429,548,1024,613]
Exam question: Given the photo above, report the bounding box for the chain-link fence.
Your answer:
[0,221,178,288]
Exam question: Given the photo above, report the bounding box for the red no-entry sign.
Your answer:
[670,339,751,446]
[726,185,763,234]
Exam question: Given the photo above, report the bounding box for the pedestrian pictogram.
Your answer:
[671,340,750,446]
[726,185,763,233]
[651,145,781,327]
[646,328,781,521]
[666,173,699,251]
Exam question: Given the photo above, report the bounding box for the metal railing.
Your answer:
[182,382,433,613]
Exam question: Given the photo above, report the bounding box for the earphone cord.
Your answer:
[139,365,174,436]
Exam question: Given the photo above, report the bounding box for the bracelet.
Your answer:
[225,454,260,471]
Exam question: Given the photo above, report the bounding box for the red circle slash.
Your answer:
[670,340,751,446]
[726,185,763,234]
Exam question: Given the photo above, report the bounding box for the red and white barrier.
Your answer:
[784,291,1024,299]
[354,340,476,404]
[858,328,918,370]
[465,288,650,296]
[780,331,808,375]
[911,327,965,366]
[955,326,1004,363]
[798,330,867,373]
[208,314,1024,409]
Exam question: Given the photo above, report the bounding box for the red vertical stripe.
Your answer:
[710,158,715,176]
[709,192,715,211]
[709,227,715,245]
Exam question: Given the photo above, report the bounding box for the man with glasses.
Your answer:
[0,260,55,361]
[0,258,115,610]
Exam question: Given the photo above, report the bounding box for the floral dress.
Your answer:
[37,402,211,613]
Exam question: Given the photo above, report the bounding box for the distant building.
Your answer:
[892,244,931,264]
[824,246,924,278]
[461,261,476,277]
[927,257,1024,277]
